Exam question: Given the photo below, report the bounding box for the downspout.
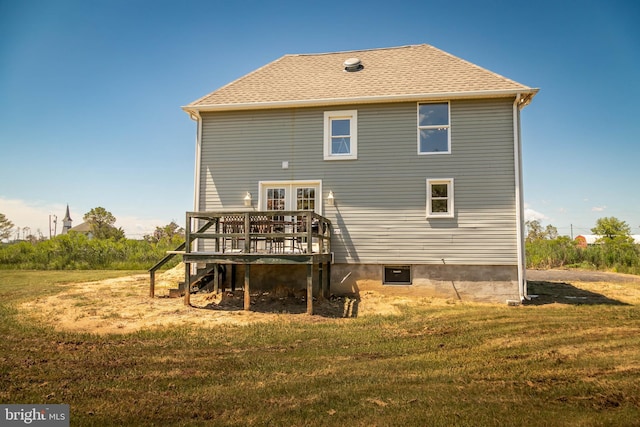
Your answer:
[513,94,529,301]
[189,111,202,266]
[191,111,202,213]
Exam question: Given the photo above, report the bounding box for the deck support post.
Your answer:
[150,271,155,298]
[306,263,313,315]
[244,264,251,311]
[231,265,236,291]
[213,263,219,294]
[184,263,191,306]
[328,262,331,298]
[319,262,327,299]
[318,263,323,301]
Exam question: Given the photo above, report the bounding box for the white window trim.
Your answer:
[426,178,454,218]
[324,110,358,160]
[417,102,451,155]
[258,180,323,214]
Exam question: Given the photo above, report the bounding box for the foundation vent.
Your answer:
[383,265,411,285]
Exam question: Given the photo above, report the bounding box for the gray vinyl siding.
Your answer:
[199,98,518,265]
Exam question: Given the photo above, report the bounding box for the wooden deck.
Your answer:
[181,210,332,314]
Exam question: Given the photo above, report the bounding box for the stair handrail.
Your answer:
[149,220,215,297]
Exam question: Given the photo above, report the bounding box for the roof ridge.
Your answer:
[289,44,425,57]
[184,43,538,111]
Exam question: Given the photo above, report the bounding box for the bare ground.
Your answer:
[18,266,640,334]
[18,264,441,334]
[526,269,640,306]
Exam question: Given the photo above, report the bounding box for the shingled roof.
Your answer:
[184,44,537,113]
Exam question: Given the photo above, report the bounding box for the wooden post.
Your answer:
[231,265,236,292]
[318,262,323,301]
[215,218,220,252]
[326,262,331,299]
[149,270,155,298]
[306,214,313,254]
[184,263,191,306]
[244,213,251,253]
[244,264,251,311]
[213,263,219,294]
[184,212,191,306]
[306,263,313,315]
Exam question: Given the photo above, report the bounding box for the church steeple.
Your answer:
[62,204,72,234]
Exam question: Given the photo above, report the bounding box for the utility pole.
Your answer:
[49,214,57,239]
[570,224,573,240]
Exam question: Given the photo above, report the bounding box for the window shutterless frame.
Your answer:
[426,178,454,218]
[417,102,450,155]
[324,110,358,160]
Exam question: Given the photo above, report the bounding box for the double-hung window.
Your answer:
[426,178,454,218]
[324,110,357,160]
[418,102,450,154]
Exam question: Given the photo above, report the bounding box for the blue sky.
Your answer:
[1,0,638,239]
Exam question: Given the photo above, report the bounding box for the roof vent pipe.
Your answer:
[344,57,363,72]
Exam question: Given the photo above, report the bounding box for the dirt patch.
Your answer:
[18,267,640,334]
[526,269,640,306]
[527,269,640,283]
[18,264,440,334]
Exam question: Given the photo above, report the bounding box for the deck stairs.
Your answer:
[169,265,219,298]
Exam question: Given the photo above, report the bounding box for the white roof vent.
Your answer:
[344,57,363,72]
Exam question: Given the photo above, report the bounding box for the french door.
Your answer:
[260,181,321,214]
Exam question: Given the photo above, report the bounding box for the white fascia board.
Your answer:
[182,88,539,114]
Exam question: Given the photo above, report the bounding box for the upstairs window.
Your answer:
[324,110,357,160]
[418,102,450,154]
[426,178,454,218]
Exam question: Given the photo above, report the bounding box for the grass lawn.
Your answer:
[1,270,639,426]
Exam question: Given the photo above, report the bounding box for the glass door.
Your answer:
[261,182,320,213]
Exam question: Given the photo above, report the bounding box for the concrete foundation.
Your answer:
[331,264,520,303]
[219,263,520,303]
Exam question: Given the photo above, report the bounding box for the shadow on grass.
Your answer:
[196,290,360,318]
[525,281,630,306]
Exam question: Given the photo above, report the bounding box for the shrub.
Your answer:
[0,234,183,270]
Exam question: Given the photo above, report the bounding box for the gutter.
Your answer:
[513,93,529,301]
[182,88,539,114]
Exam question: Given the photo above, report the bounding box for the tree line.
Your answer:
[2,209,639,274]
[526,216,640,275]
[0,208,184,270]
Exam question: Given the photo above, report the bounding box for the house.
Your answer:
[575,235,600,248]
[576,234,640,248]
[60,204,93,238]
[66,221,93,238]
[180,44,538,305]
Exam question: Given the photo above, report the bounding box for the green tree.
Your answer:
[545,224,558,240]
[525,220,557,242]
[145,221,184,243]
[83,207,125,240]
[525,220,544,242]
[0,213,14,241]
[591,217,632,242]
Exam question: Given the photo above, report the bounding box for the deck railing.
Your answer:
[184,210,332,256]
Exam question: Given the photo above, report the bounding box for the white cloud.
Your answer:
[591,205,607,212]
[0,197,174,240]
[524,206,549,222]
[114,215,176,239]
[0,197,66,239]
